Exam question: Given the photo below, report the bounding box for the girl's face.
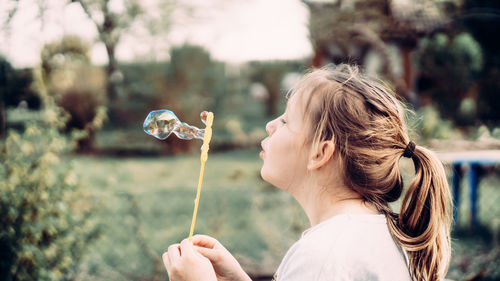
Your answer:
[260,93,310,191]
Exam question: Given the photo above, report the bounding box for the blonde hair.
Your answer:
[291,64,452,281]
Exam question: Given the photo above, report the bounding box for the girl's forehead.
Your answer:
[287,91,300,109]
[285,93,308,130]
[286,91,307,117]
[285,95,296,116]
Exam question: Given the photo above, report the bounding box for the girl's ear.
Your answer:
[307,140,336,171]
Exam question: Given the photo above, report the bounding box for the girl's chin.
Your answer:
[260,170,280,189]
[260,168,270,183]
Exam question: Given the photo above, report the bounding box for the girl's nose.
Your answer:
[265,120,275,136]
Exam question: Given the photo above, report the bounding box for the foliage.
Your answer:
[477,67,500,125]
[159,47,300,149]
[248,61,302,117]
[41,36,91,80]
[40,36,107,152]
[407,105,457,141]
[114,57,269,152]
[307,0,392,64]
[72,0,143,103]
[462,0,500,123]
[416,32,483,125]
[154,44,230,152]
[163,44,227,116]
[0,103,98,281]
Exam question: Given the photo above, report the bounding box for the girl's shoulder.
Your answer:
[302,213,387,240]
[279,214,387,268]
[300,214,387,250]
[275,214,411,281]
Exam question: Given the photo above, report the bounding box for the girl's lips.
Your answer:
[260,140,267,158]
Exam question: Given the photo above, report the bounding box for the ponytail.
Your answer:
[387,145,453,281]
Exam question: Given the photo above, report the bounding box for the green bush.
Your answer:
[416,32,483,125]
[40,36,107,152]
[0,104,98,281]
[407,105,457,141]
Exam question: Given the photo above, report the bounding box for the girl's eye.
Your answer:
[280,118,287,125]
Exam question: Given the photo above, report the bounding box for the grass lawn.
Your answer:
[70,149,500,281]
[72,149,308,281]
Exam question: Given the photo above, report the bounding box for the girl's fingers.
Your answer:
[166,244,181,265]
[162,251,171,271]
[179,239,195,256]
[191,234,221,249]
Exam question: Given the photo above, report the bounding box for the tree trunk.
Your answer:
[401,46,413,100]
[312,45,326,67]
[105,42,118,102]
[266,89,278,117]
[76,129,95,153]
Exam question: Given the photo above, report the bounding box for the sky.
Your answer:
[0,0,313,68]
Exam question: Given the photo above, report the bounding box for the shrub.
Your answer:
[416,32,483,125]
[0,104,98,281]
[407,105,457,141]
[40,36,107,152]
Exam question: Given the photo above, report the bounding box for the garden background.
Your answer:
[1,0,500,280]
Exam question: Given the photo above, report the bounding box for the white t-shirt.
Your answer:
[274,214,411,281]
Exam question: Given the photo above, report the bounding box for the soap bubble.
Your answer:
[200,111,208,125]
[143,110,207,140]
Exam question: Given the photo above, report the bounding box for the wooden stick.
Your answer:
[188,112,213,241]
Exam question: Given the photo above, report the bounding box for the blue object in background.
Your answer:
[443,151,500,228]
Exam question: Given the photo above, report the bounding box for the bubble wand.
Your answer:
[143,110,214,241]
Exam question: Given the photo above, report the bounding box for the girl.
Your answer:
[162,64,453,281]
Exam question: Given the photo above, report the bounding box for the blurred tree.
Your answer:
[1,0,20,34]
[157,44,227,153]
[305,0,450,102]
[416,32,483,125]
[40,36,107,152]
[0,97,98,280]
[407,105,457,140]
[461,0,500,123]
[306,0,392,67]
[70,0,142,103]
[248,61,299,117]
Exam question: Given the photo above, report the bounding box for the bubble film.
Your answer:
[143,110,206,140]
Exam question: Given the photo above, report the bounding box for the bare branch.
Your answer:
[72,0,104,34]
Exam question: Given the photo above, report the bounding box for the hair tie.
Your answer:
[403,141,416,158]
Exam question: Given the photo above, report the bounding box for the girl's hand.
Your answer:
[162,238,218,281]
[191,235,252,281]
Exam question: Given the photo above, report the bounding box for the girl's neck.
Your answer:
[293,183,380,227]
